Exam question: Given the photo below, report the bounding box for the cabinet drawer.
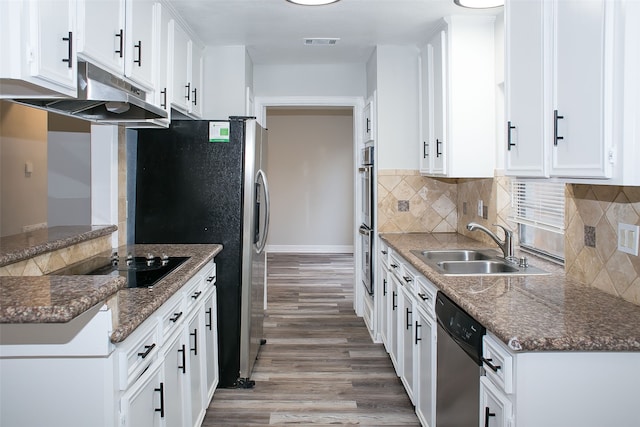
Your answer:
[184,275,206,312]
[379,241,390,269]
[389,253,403,281]
[398,264,416,293]
[117,321,159,390]
[483,334,514,393]
[202,262,216,290]
[157,294,185,342]
[415,276,437,317]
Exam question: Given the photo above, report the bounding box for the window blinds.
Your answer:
[510,180,565,234]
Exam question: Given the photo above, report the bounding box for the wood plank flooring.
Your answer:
[202,253,420,426]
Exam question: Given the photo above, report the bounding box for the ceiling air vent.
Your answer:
[304,38,340,46]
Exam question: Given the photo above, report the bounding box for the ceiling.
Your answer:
[167,0,503,65]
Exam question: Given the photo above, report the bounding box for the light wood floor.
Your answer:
[202,253,420,426]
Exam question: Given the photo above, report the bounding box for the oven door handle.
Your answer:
[359,226,372,236]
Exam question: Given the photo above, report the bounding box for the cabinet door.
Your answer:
[387,273,400,372]
[27,0,77,93]
[551,0,612,178]
[187,310,206,427]
[189,41,203,117]
[480,376,513,427]
[125,0,155,89]
[163,331,188,427]
[76,0,124,75]
[170,20,190,112]
[363,101,373,141]
[415,309,436,427]
[398,287,415,404]
[120,361,163,427]
[203,288,219,401]
[505,0,548,177]
[430,29,447,175]
[379,266,390,350]
[155,2,171,111]
[419,46,432,174]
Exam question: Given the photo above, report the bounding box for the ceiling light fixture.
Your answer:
[453,0,503,8]
[286,0,341,5]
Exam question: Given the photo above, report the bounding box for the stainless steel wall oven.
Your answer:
[359,146,374,296]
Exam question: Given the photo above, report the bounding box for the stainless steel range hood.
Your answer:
[14,62,168,122]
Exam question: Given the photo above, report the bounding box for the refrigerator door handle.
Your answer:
[255,169,270,254]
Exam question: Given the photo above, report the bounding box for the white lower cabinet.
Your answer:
[120,358,164,427]
[480,376,512,427]
[398,281,415,404]
[0,258,218,427]
[414,306,436,427]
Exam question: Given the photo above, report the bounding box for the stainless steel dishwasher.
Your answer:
[435,292,486,427]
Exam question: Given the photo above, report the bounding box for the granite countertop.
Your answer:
[0,242,222,344]
[0,225,117,267]
[380,232,640,352]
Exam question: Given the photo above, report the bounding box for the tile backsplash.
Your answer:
[377,169,640,306]
[566,184,640,305]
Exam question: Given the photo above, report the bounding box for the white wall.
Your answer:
[265,108,354,252]
[254,63,366,97]
[0,101,48,236]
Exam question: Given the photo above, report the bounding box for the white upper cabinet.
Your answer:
[551,0,613,178]
[77,0,156,90]
[124,0,155,89]
[169,19,204,118]
[75,0,124,77]
[504,0,548,177]
[419,16,496,178]
[505,0,625,181]
[0,0,77,98]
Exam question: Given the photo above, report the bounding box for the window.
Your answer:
[510,180,565,263]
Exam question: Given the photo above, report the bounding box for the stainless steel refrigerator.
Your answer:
[134,117,270,388]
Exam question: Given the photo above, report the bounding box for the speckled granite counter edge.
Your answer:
[380,232,640,353]
[0,225,117,267]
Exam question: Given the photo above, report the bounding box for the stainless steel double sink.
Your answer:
[410,249,550,276]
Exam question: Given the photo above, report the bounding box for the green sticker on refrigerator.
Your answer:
[209,122,230,142]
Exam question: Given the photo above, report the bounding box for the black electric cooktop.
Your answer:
[51,252,189,288]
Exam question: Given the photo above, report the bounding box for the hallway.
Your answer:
[202,253,420,426]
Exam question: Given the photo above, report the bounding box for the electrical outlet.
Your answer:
[477,200,483,217]
[618,223,640,256]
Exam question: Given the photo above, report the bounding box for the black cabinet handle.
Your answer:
[134,41,142,66]
[177,344,186,374]
[482,357,501,372]
[484,406,496,427]
[436,138,442,158]
[62,31,72,68]
[154,382,165,418]
[206,275,215,283]
[392,291,397,310]
[403,275,412,283]
[383,278,387,296]
[192,87,197,105]
[418,292,429,301]
[406,308,412,330]
[160,88,167,109]
[169,311,183,323]
[554,109,564,146]
[507,121,516,150]
[415,321,422,345]
[137,343,156,359]
[191,291,202,300]
[185,83,191,100]
[206,308,213,330]
[381,250,388,255]
[423,141,429,158]
[115,29,123,57]
[390,263,398,269]
[190,328,198,355]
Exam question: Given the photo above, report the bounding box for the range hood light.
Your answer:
[286,0,340,5]
[454,0,503,8]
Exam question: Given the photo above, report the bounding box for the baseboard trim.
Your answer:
[266,245,354,254]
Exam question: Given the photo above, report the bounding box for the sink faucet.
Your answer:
[466,222,514,260]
